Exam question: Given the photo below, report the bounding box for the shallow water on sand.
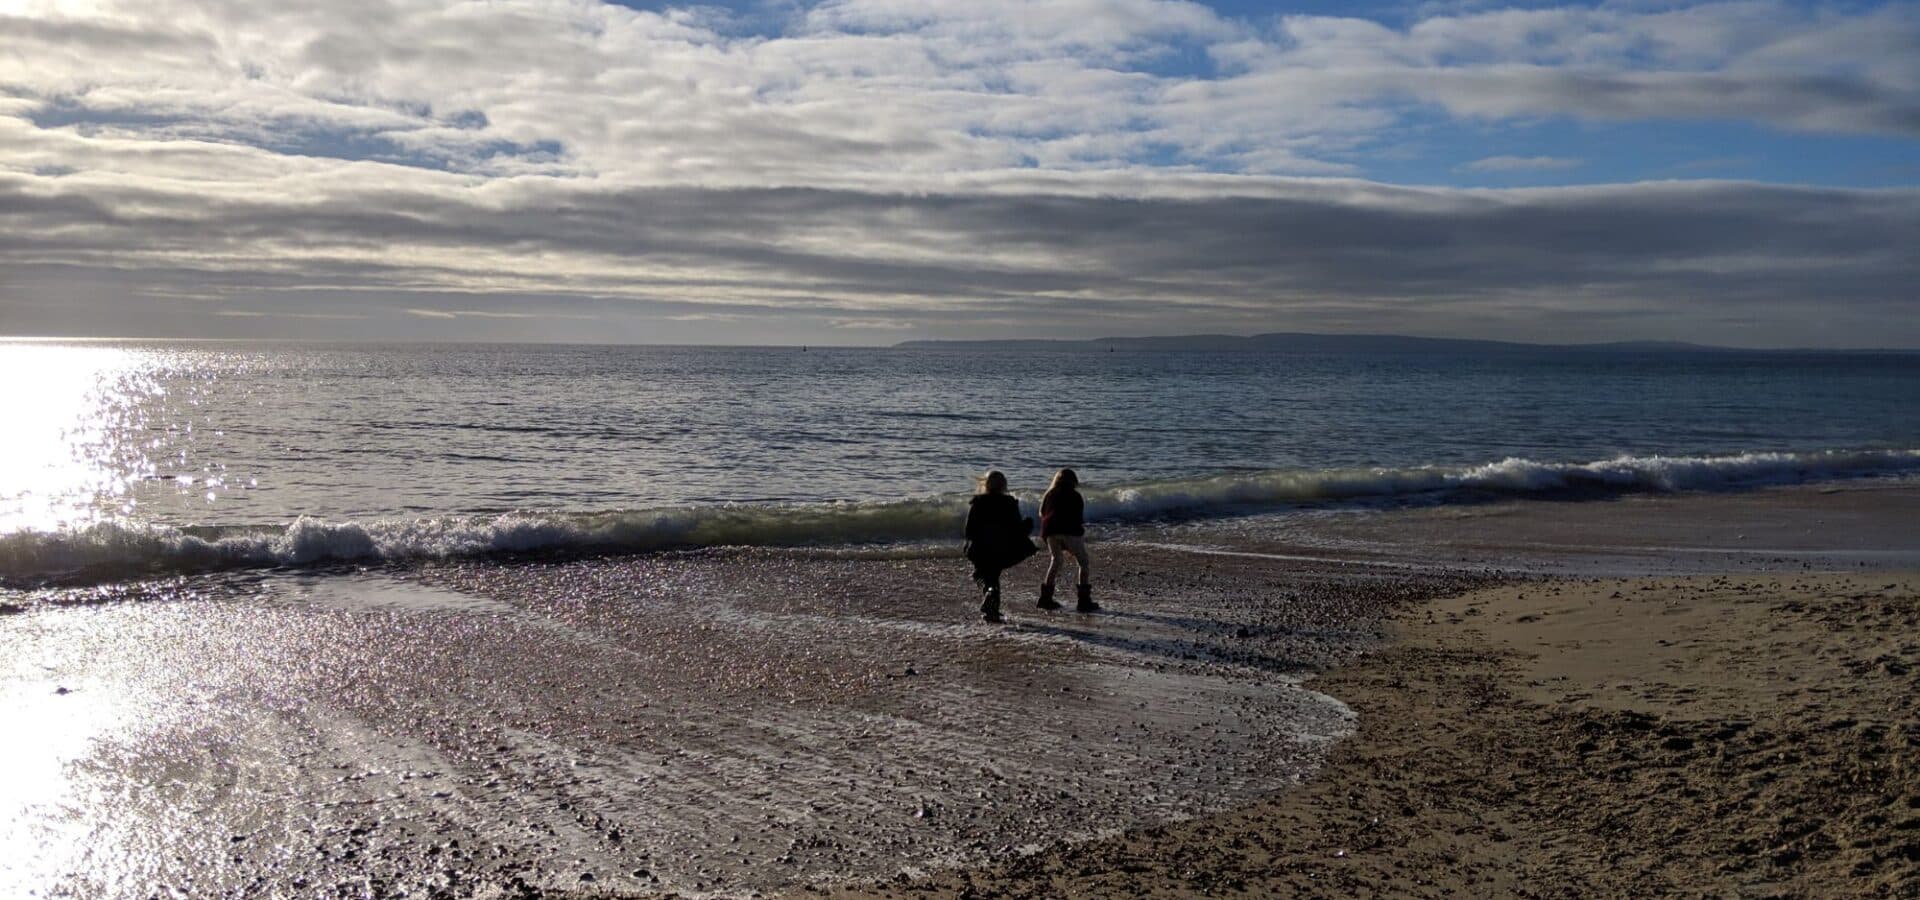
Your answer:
[1,542,1475,897]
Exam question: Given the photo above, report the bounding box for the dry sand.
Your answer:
[819,571,1920,899]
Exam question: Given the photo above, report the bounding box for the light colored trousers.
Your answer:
[1043,535,1090,586]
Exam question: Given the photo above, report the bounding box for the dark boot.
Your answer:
[981,586,1004,623]
[1036,582,1061,611]
[1075,583,1100,613]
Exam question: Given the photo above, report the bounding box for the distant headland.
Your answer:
[892,332,1903,354]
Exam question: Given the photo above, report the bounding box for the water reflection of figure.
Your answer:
[1038,467,1099,613]
[963,470,1037,623]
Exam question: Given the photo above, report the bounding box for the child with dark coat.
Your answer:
[1039,467,1098,612]
[963,470,1036,623]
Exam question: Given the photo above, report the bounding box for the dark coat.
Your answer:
[964,493,1037,574]
[1040,488,1085,537]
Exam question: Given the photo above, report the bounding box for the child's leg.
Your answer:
[1068,536,1091,586]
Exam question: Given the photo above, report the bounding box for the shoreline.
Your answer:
[6,483,1917,898]
[6,464,1917,594]
[815,571,1920,899]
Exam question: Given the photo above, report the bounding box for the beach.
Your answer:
[809,484,1920,899]
[824,571,1919,899]
[3,480,1914,897]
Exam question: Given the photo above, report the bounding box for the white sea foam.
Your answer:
[3,448,1915,582]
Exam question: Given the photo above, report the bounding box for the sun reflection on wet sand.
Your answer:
[0,600,263,897]
[0,556,1386,897]
[0,677,132,889]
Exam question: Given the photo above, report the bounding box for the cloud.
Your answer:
[831,318,919,331]
[1461,155,1585,172]
[4,0,1914,186]
[0,1,1915,346]
[404,308,595,320]
[1670,156,1755,172]
[216,309,368,320]
[4,164,1916,345]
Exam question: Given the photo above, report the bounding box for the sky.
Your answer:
[0,0,1916,347]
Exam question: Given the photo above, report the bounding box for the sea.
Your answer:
[4,338,1919,585]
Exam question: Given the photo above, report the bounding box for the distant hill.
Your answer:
[894,332,1744,354]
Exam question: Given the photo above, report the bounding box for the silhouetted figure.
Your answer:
[963,470,1036,623]
[1039,467,1098,612]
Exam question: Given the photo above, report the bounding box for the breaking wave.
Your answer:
[4,448,1915,584]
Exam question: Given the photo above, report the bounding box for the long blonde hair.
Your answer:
[977,470,1009,495]
[1042,467,1078,504]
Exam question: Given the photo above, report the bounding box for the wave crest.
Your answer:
[4,448,1915,584]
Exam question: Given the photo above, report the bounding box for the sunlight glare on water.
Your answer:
[0,343,173,533]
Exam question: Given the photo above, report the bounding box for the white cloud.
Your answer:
[1461,155,1585,172]
[402,308,599,320]
[216,309,368,320]
[831,318,918,330]
[0,1,1915,345]
[5,0,1911,189]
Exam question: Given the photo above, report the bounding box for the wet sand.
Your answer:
[1128,475,1920,576]
[4,480,1916,898]
[0,532,1489,897]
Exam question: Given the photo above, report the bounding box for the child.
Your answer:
[963,470,1036,622]
[1038,468,1097,612]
